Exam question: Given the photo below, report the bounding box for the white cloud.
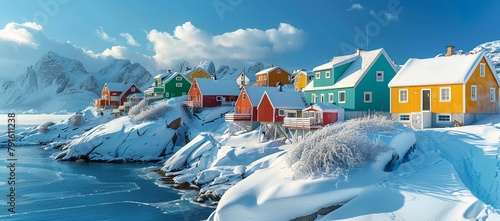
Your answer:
[120,33,139,46]
[148,22,304,68]
[96,27,117,43]
[0,22,43,48]
[369,10,399,21]
[348,3,363,11]
[85,45,128,59]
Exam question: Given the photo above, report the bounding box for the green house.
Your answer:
[303,48,398,118]
[144,72,192,99]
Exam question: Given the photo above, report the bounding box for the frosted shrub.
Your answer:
[287,116,392,179]
[38,122,55,134]
[128,97,162,116]
[133,102,172,122]
[70,113,84,126]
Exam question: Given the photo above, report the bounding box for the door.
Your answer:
[422,89,431,111]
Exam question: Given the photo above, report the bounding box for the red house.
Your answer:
[257,89,306,123]
[284,103,345,130]
[225,86,272,122]
[93,83,141,110]
[183,78,240,108]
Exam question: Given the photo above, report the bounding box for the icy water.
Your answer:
[0,146,214,220]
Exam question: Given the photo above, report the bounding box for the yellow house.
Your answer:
[293,70,313,92]
[388,46,500,128]
[183,67,212,82]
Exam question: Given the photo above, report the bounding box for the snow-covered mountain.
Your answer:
[0,51,152,113]
[471,40,500,72]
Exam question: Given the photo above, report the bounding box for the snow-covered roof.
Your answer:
[262,89,306,109]
[313,53,358,72]
[389,52,498,87]
[162,72,187,84]
[154,73,168,79]
[195,78,240,96]
[183,67,212,78]
[304,48,397,91]
[304,103,344,112]
[106,82,134,92]
[126,93,144,99]
[242,86,274,105]
[255,66,279,76]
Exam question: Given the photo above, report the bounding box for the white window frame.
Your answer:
[364,91,372,103]
[490,87,496,102]
[439,87,451,102]
[165,92,170,97]
[338,91,346,103]
[376,71,384,82]
[436,114,451,122]
[328,93,334,103]
[325,71,331,79]
[242,94,246,100]
[176,83,182,87]
[399,89,408,103]
[320,94,325,103]
[216,96,223,101]
[480,63,485,77]
[278,109,285,116]
[399,114,410,121]
[471,85,477,101]
[176,76,182,81]
[277,69,281,74]
[315,72,320,79]
[312,93,317,103]
[131,87,136,92]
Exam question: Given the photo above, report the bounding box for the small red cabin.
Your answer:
[94,83,141,109]
[257,89,306,123]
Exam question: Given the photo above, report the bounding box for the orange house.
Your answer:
[93,83,141,110]
[388,46,500,128]
[225,86,272,122]
[255,66,291,87]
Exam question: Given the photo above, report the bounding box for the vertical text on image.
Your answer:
[6,112,16,214]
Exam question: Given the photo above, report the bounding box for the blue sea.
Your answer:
[0,116,215,220]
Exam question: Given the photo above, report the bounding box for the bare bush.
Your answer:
[39,122,55,134]
[129,97,163,116]
[287,116,393,179]
[70,114,84,126]
[133,102,172,122]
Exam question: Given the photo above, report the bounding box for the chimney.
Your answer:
[271,64,274,68]
[446,45,455,56]
[356,48,362,55]
[167,69,171,73]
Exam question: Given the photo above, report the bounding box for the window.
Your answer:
[277,69,281,74]
[376,71,384,82]
[399,115,410,121]
[315,72,320,79]
[176,83,182,87]
[399,89,408,103]
[194,84,197,88]
[490,87,496,102]
[288,75,291,81]
[131,87,136,92]
[312,93,317,103]
[328,93,334,103]
[440,87,451,102]
[325,71,331,78]
[242,94,246,100]
[176,76,182,81]
[279,109,285,116]
[480,63,485,77]
[216,96,223,101]
[364,91,372,103]
[320,94,325,103]
[182,92,186,96]
[437,114,451,122]
[165,92,170,97]
[338,91,346,103]
[471,85,477,101]
[287,112,297,118]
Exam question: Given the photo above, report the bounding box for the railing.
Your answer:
[221,101,235,106]
[225,113,252,121]
[182,101,202,107]
[283,117,321,129]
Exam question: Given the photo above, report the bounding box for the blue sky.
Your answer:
[0,0,499,79]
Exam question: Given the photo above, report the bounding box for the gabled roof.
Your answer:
[183,67,212,78]
[242,86,274,106]
[260,89,306,109]
[106,82,135,92]
[304,48,398,91]
[163,72,189,84]
[126,93,144,99]
[304,103,344,112]
[388,52,500,87]
[154,73,168,79]
[256,66,279,76]
[313,53,359,72]
[195,78,240,96]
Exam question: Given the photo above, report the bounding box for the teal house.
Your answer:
[145,72,192,99]
[303,48,398,118]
